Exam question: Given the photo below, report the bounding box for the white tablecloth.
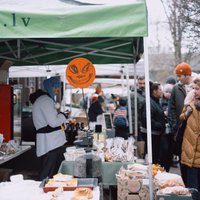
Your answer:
[0,179,100,200]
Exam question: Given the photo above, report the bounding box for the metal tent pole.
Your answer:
[144,37,153,200]
[125,65,133,135]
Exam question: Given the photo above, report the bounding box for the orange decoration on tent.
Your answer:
[66,57,96,88]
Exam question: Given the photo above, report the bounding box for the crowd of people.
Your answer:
[135,63,200,195]
[28,62,200,197]
[87,62,200,195]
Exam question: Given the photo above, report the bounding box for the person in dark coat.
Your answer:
[130,75,145,138]
[141,82,166,164]
[88,94,103,122]
[159,83,174,171]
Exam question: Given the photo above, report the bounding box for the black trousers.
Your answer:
[141,132,161,164]
[38,145,65,181]
[158,134,173,172]
[115,126,129,139]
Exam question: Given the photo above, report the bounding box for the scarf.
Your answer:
[194,98,200,111]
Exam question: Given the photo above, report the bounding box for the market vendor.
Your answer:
[29,77,67,181]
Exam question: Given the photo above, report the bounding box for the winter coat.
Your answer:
[141,96,166,135]
[181,102,200,168]
[131,88,145,133]
[31,91,66,157]
[160,96,169,113]
[88,101,103,122]
[168,83,186,134]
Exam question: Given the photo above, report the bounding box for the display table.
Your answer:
[59,160,130,186]
[0,145,31,165]
[0,179,100,200]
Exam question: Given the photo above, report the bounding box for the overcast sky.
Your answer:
[147,0,173,52]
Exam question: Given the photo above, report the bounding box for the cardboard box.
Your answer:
[117,177,151,200]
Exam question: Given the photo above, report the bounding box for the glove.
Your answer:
[185,105,192,118]
[60,112,68,119]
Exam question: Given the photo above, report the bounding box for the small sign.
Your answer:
[103,113,113,130]
[66,57,96,88]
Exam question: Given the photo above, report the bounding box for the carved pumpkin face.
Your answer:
[66,57,96,88]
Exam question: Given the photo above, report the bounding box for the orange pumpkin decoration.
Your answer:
[66,57,96,88]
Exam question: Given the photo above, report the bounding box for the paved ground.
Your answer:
[169,164,181,175]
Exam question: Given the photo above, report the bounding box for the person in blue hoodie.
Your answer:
[30,77,67,181]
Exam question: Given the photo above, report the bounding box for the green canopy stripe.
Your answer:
[0,2,147,38]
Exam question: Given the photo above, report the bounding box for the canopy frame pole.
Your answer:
[45,43,132,65]
[121,66,125,96]
[17,39,21,59]
[133,38,141,139]
[5,41,17,58]
[129,37,141,136]
[69,85,72,112]
[21,38,133,64]
[126,65,133,135]
[133,61,138,138]
[144,37,153,200]
[62,74,66,112]
[81,88,90,130]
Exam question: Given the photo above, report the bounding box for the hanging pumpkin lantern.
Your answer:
[66,57,96,88]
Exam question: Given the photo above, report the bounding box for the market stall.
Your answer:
[0,0,154,199]
[0,0,148,156]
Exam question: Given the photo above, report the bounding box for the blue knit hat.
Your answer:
[43,77,61,99]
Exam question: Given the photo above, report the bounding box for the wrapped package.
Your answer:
[155,172,185,189]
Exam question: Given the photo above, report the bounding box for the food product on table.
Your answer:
[71,187,93,200]
[152,164,165,177]
[155,172,185,189]
[45,173,78,188]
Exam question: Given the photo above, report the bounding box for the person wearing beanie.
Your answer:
[165,76,177,85]
[175,62,192,76]
[30,76,67,181]
[168,62,192,185]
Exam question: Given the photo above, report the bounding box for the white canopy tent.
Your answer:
[9,59,145,78]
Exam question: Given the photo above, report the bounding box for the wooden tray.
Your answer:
[41,178,98,193]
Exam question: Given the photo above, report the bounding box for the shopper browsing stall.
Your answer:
[113,97,129,139]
